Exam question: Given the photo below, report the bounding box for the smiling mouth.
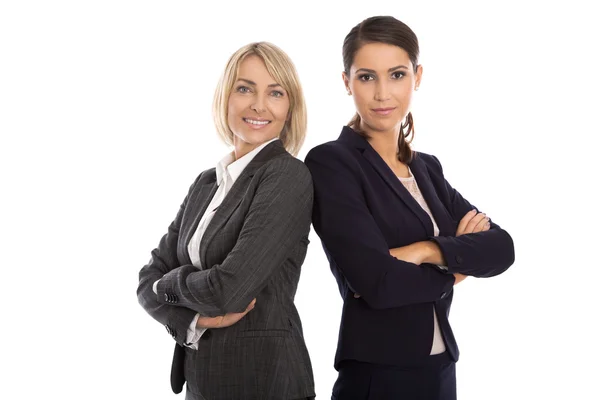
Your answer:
[243,118,271,126]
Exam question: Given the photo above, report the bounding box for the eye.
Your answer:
[236,85,251,93]
[391,71,406,79]
[271,90,285,98]
[358,74,375,82]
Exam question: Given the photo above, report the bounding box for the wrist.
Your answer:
[196,317,207,329]
[420,241,441,264]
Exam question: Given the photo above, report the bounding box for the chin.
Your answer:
[238,131,276,146]
[365,120,397,133]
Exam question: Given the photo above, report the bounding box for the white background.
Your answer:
[1,1,599,399]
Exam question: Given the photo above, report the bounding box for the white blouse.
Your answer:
[398,168,447,355]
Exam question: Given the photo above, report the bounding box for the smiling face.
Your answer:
[343,42,422,136]
[227,55,290,157]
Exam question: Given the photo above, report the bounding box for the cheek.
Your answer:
[227,98,244,124]
[354,95,372,116]
[351,89,369,109]
[272,100,290,122]
[395,84,414,103]
[227,99,236,119]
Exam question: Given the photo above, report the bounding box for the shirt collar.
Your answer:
[215,137,279,185]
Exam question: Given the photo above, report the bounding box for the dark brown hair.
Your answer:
[343,16,419,163]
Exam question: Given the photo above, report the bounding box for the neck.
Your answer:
[359,120,403,168]
[232,137,269,160]
[233,144,254,160]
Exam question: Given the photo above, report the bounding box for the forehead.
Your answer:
[236,55,279,84]
[351,42,412,72]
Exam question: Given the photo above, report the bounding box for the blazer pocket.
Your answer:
[237,328,291,338]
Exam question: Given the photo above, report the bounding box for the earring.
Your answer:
[347,90,352,95]
[415,87,419,91]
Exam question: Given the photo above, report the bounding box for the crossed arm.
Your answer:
[305,145,514,309]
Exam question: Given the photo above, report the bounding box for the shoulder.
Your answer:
[304,141,361,176]
[259,152,312,189]
[196,167,217,183]
[305,140,355,161]
[412,151,448,186]
[184,167,216,195]
[413,151,443,172]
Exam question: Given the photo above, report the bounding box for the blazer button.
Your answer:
[455,255,463,264]
[164,293,170,303]
[202,330,212,340]
[172,294,179,303]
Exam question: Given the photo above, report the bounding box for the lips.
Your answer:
[242,117,271,130]
[372,107,396,116]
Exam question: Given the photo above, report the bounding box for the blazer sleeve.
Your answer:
[155,157,313,316]
[304,144,456,310]
[136,175,201,346]
[426,155,515,277]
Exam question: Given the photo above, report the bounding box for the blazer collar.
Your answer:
[338,126,438,235]
[408,155,455,237]
[198,139,287,268]
[179,175,218,266]
[216,137,280,184]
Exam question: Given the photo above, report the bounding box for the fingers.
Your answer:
[197,300,258,329]
[453,273,467,285]
[472,214,490,233]
[245,298,257,312]
[456,209,477,236]
[464,212,486,234]
[457,210,490,236]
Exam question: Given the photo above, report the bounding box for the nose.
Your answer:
[374,81,391,102]
[250,94,266,113]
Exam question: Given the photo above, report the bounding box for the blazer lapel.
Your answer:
[361,147,433,235]
[338,126,431,235]
[179,179,218,265]
[199,140,287,269]
[198,173,250,269]
[409,155,455,237]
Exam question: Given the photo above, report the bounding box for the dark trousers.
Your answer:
[332,352,456,400]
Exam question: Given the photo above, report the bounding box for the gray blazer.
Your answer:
[137,140,315,400]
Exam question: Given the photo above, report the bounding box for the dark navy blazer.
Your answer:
[305,126,515,369]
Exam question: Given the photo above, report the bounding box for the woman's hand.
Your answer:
[389,242,427,265]
[389,241,444,265]
[354,242,440,298]
[456,209,490,236]
[453,273,467,285]
[196,298,257,329]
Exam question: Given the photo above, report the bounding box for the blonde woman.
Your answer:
[137,42,315,400]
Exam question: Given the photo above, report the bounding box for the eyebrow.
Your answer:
[355,65,409,74]
[236,78,283,88]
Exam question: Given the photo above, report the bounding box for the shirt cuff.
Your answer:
[184,314,206,350]
[152,279,159,294]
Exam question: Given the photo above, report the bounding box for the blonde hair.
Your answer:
[212,42,307,157]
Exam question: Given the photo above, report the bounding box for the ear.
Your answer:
[342,71,351,95]
[415,64,423,90]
